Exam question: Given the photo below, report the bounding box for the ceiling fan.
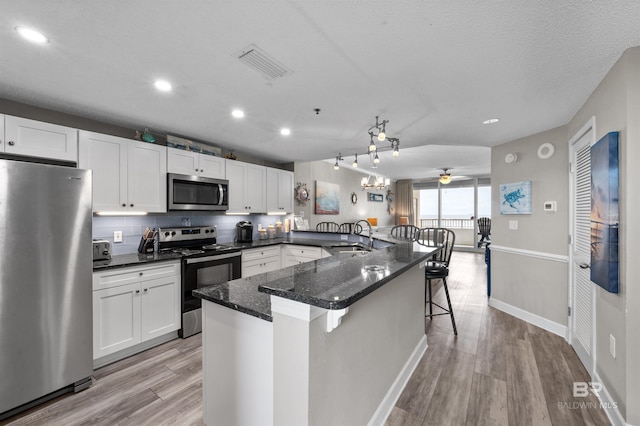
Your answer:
[439,168,452,185]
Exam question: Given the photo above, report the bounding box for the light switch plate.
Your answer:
[113,231,123,243]
[509,220,518,230]
[610,334,616,358]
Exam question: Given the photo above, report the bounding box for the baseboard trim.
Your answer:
[489,245,569,263]
[93,332,178,369]
[488,298,567,338]
[368,334,428,426]
[593,372,628,426]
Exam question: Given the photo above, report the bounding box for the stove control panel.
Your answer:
[158,226,217,243]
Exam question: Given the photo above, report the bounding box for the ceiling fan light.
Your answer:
[439,174,452,184]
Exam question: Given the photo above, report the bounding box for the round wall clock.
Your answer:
[295,182,310,206]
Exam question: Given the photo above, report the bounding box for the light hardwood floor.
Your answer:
[3,252,610,426]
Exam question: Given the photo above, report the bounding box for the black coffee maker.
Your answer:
[236,221,253,243]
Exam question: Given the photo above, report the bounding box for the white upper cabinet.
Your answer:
[167,147,225,179]
[79,130,166,213]
[1,115,78,162]
[226,160,266,213]
[266,168,294,213]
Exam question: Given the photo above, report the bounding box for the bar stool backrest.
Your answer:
[417,227,455,266]
[316,222,339,232]
[390,224,420,240]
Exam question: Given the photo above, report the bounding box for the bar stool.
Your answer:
[418,228,457,335]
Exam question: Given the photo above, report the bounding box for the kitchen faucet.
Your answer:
[353,220,374,250]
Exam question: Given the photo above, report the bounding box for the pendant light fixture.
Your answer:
[352,153,358,168]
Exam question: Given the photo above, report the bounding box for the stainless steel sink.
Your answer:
[362,265,387,272]
[338,247,370,256]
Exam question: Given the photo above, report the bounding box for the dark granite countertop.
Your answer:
[92,251,183,271]
[194,240,439,322]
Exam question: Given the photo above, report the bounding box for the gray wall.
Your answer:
[491,46,640,423]
[490,125,569,325]
[294,160,395,230]
[566,46,639,423]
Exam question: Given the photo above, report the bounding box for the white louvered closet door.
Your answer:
[571,125,595,376]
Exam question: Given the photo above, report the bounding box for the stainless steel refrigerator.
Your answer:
[0,154,93,419]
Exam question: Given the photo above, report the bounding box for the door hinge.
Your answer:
[569,162,574,173]
[568,306,572,316]
[568,234,572,244]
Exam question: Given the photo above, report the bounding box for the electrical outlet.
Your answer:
[340,234,348,240]
[509,220,519,230]
[610,334,616,359]
[113,231,123,243]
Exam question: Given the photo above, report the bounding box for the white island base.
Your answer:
[202,263,427,425]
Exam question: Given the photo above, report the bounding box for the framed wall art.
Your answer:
[590,131,619,293]
[315,181,340,214]
[368,193,383,202]
[499,181,532,214]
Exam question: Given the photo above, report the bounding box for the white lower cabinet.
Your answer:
[92,262,180,361]
[242,246,281,278]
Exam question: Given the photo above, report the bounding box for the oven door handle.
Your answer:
[185,252,241,264]
[218,184,224,206]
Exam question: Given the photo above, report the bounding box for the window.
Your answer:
[415,178,491,248]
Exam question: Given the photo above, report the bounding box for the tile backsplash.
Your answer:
[93,212,292,255]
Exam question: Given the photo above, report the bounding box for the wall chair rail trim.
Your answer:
[489,245,569,263]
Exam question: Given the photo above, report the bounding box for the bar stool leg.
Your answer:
[442,278,458,335]
[427,279,433,316]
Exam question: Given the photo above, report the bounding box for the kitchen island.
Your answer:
[193,239,439,426]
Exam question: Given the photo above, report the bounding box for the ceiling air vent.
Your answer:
[237,44,291,80]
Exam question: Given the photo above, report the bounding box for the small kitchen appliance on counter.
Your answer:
[92,239,111,261]
[236,221,253,243]
[158,226,242,338]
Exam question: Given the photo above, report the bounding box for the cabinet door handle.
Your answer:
[579,263,590,269]
[8,141,15,146]
[135,290,140,294]
[139,272,143,276]
[143,288,148,292]
[130,203,134,207]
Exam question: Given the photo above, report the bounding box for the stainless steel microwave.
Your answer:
[167,173,229,211]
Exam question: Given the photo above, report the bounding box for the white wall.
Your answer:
[294,160,396,230]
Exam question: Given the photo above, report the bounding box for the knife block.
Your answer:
[137,237,155,254]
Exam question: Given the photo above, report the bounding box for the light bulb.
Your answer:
[154,80,172,92]
[369,137,377,152]
[385,178,390,186]
[377,132,386,142]
[361,177,368,186]
[232,109,245,118]
[352,154,358,168]
[16,27,49,44]
[373,152,380,164]
[392,146,399,157]
[334,159,339,170]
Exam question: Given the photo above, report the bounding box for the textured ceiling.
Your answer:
[1,1,639,180]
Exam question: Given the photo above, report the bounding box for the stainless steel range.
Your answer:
[158,226,242,338]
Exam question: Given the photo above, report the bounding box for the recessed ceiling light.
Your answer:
[154,80,172,92]
[483,118,500,125]
[232,109,245,118]
[280,128,291,136]
[15,26,49,44]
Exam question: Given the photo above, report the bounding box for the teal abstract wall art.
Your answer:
[499,181,532,215]
[590,131,619,293]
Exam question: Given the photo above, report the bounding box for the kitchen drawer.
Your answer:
[241,246,281,262]
[242,256,281,278]
[284,246,323,259]
[93,261,180,291]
